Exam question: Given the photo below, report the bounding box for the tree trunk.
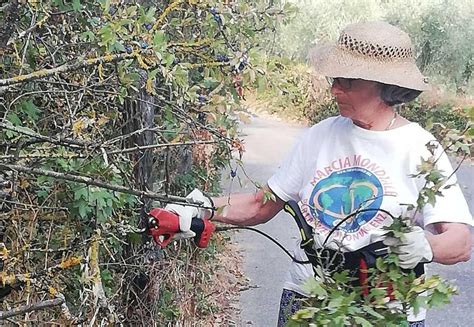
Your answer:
[123,70,156,233]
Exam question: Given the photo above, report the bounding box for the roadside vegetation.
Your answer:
[0,0,294,324]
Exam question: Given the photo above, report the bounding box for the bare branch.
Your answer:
[0,122,94,148]
[0,163,213,209]
[0,140,218,159]
[0,297,65,320]
[108,140,218,155]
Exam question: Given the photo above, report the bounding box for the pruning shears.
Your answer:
[145,208,216,248]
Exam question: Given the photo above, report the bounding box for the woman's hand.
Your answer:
[165,189,213,239]
[425,222,472,265]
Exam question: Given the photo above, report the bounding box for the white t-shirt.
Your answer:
[267,116,473,319]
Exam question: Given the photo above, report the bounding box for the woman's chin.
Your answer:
[337,105,351,117]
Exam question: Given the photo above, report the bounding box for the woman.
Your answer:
[166,22,473,326]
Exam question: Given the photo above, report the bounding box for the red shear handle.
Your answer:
[148,208,215,248]
[148,208,180,247]
[190,218,216,248]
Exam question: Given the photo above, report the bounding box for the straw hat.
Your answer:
[309,21,430,91]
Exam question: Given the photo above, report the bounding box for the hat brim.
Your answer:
[308,44,430,91]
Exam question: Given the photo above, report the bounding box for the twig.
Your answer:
[0,122,94,148]
[7,13,51,46]
[0,140,219,160]
[0,52,136,88]
[0,198,68,211]
[0,164,213,209]
[108,140,218,155]
[151,0,184,33]
[0,297,65,320]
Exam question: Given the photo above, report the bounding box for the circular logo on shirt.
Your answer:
[309,167,383,233]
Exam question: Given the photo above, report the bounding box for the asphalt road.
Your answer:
[230,114,474,327]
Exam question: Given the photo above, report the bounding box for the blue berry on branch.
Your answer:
[198,95,206,103]
[197,112,206,122]
[125,45,133,54]
[216,54,229,62]
[108,6,117,16]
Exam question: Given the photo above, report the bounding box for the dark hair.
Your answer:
[379,83,422,106]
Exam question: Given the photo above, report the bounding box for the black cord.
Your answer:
[213,208,396,265]
[215,226,311,264]
[323,208,396,246]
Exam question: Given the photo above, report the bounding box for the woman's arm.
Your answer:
[210,185,285,226]
[426,222,472,264]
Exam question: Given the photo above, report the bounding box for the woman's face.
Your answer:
[330,78,383,120]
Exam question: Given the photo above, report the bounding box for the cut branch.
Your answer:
[0,297,65,320]
[0,164,213,209]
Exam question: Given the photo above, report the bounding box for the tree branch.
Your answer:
[0,52,136,88]
[0,164,213,209]
[0,297,65,320]
[0,140,218,160]
[108,140,218,155]
[0,122,94,148]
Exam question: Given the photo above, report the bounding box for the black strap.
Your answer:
[302,241,425,278]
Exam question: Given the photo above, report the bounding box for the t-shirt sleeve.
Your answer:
[267,131,309,202]
[421,150,473,227]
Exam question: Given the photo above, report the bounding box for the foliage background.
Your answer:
[250,0,473,136]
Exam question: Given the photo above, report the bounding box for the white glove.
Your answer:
[383,226,433,269]
[165,189,213,239]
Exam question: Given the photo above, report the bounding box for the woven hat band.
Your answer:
[337,32,414,61]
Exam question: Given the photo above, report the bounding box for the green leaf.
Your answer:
[102,0,111,13]
[81,31,96,42]
[74,187,88,200]
[411,295,427,315]
[302,278,327,299]
[428,289,450,308]
[72,0,81,11]
[101,269,113,282]
[78,201,89,218]
[21,100,40,123]
[354,316,373,327]
[6,112,22,126]
[375,257,387,272]
[153,31,167,52]
[363,305,385,319]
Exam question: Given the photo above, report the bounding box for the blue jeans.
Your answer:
[277,288,426,327]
